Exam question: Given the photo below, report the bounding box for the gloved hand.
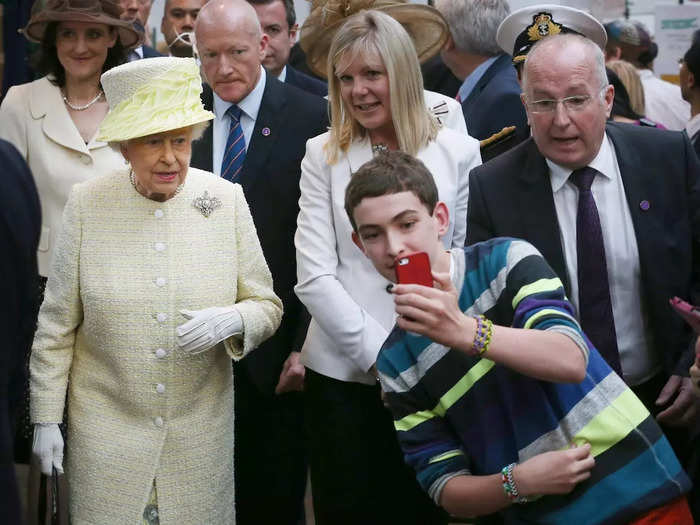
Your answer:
[177,306,243,354]
[32,423,64,475]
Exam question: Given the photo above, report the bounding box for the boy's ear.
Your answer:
[433,201,449,237]
[351,231,367,256]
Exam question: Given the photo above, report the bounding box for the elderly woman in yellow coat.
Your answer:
[29,57,283,524]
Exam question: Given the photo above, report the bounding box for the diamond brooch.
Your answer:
[192,191,222,217]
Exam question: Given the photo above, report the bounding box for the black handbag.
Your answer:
[27,458,69,525]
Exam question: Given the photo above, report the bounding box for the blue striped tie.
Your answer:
[221,105,246,182]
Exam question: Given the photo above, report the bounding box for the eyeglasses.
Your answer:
[525,87,606,114]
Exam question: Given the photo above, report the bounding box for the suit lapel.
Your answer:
[606,123,654,270]
[30,78,90,154]
[518,139,570,292]
[237,76,286,194]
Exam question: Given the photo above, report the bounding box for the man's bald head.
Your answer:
[195,0,269,103]
[196,0,263,40]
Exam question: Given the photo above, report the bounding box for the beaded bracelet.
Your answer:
[472,315,494,355]
[501,463,528,504]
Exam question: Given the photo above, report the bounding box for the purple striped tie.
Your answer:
[221,105,246,182]
[570,166,622,376]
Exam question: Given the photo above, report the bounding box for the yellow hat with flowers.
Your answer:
[97,57,213,143]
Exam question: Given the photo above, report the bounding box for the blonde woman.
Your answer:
[294,9,480,524]
[30,57,282,524]
[607,59,646,116]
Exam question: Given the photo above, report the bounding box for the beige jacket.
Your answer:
[0,76,124,276]
[30,168,282,524]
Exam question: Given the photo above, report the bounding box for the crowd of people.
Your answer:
[1,0,699,524]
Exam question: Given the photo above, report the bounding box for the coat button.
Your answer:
[156,313,167,323]
[155,348,166,358]
[155,383,165,394]
[154,417,163,427]
[80,154,91,165]
[154,242,166,252]
[155,277,166,287]
[154,209,164,219]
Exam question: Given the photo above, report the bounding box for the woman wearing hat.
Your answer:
[29,57,282,524]
[294,9,480,524]
[0,0,142,280]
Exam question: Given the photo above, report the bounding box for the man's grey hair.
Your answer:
[523,33,609,94]
[434,0,509,56]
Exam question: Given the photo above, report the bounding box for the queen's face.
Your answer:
[121,127,193,202]
[336,49,393,139]
[55,21,117,82]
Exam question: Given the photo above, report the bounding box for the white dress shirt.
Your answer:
[638,69,690,131]
[685,112,700,143]
[547,134,658,385]
[212,67,267,177]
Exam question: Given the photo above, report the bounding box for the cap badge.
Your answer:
[527,12,562,43]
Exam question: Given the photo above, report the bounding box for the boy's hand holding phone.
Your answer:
[393,264,474,351]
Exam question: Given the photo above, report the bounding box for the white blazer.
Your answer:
[295,128,481,385]
[0,76,124,276]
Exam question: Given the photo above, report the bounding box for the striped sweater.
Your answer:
[377,238,690,524]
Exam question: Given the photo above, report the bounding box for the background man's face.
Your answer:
[161,0,203,53]
[252,0,296,77]
[524,42,612,170]
[119,0,152,27]
[197,17,268,103]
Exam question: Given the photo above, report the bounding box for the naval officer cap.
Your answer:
[496,4,607,66]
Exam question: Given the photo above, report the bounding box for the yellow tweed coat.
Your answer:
[30,168,282,524]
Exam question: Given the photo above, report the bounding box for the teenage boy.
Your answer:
[345,151,692,524]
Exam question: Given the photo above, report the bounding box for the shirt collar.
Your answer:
[457,54,501,102]
[686,113,700,140]
[547,132,615,192]
[278,66,287,82]
[212,66,266,121]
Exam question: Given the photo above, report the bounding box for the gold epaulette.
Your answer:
[480,126,516,149]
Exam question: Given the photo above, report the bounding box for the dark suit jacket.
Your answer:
[0,139,41,524]
[141,44,162,58]
[467,122,700,380]
[191,76,329,395]
[461,54,527,141]
[285,66,327,97]
[421,54,461,99]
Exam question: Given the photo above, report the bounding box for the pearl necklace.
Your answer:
[62,90,104,111]
[129,169,184,199]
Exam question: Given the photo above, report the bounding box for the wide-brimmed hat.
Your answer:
[24,0,143,49]
[497,4,606,65]
[97,57,214,143]
[299,0,448,79]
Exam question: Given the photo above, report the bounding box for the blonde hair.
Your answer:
[325,10,438,164]
[607,59,646,116]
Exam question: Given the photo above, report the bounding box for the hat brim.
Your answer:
[301,4,447,79]
[24,12,143,49]
[97,111,214,143]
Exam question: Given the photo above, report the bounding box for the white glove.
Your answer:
[32,423,64,475]
[176,306,243,354]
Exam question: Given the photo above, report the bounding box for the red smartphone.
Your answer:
[395,252,433,287]
[669,297,700,335]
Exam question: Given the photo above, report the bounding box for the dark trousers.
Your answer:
[304,368,448,525]
[233,363,307,525]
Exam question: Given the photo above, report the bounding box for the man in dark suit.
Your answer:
[249,0,328,96]
[0,140,41,524]
[192,1,328,523]
[435,0,526,142]
[118,0,163,60]
[468,33,700,513]
[680,40,700,158]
